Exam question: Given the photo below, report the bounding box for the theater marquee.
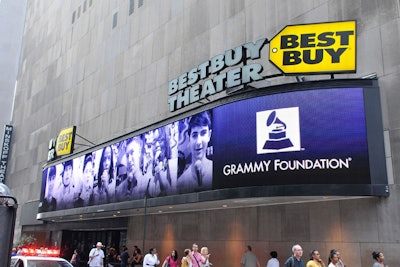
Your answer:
[38,79,388,215]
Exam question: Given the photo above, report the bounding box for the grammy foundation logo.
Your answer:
[256,107,301,154]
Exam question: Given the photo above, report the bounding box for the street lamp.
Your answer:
[0,183,18,267]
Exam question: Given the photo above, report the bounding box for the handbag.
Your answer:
[165,257,171,267]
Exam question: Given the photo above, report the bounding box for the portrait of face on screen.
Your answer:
[176,111,213,194]
[39,82,388,213]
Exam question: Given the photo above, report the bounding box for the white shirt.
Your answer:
[89,248,105,267]
[143,253,160,267]
[266,258,279,267]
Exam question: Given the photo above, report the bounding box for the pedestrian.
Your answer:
[335,250,346,267]
[143,247,160,267]
[132,247,143,267]
[306,250,325,267]
[328,251,339,267]
[327,250,345,267]
[70,249,81,267]
[120,246,130,267]
[284,244,304,267]
[16,246,23,255]
[162,250,179,267]
[200,247,211,267]
[106,247,118,266]
[88,242,105,267]
[191,243,206,267]
[181,249,192,267]
[266,251,279,267]
[372,251,387,267]
[241,245,261,267]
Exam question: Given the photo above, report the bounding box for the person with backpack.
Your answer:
[284,244,305,267]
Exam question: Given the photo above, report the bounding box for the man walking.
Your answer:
[241,245,261,267]
[191,243,206,267]
[88,242,105,267]
[284,244,305,267]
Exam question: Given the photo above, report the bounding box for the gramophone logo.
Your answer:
[256,107,301,154]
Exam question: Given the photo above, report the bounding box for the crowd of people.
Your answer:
[72,242,211,267]
[63,241,389,267]
[241,244,388,267]
[278,244,388,267]
[40,111,214,212]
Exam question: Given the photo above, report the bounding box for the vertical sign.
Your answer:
[0,125,13,183]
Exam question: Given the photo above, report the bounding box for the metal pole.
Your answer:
[142,196,147,252]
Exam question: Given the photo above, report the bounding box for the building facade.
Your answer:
[6,1,400,267]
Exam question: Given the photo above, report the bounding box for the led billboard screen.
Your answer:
[39,81,388,213]
[213,87,369,188]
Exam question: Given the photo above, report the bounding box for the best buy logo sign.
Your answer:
[269,21,356,74]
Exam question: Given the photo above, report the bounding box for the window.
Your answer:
[129,0,135,15]
[113,12,118,28]
[72,11,76,24]
[138,0,144,7]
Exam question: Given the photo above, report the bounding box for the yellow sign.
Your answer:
[269,21,356,74]
[55,126,76,156]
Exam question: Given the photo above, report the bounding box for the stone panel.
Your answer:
[361,0,380,30]
[375,186,400,242]
[357,26,384,77]
[381,19,400,75]
[173,211,200,241]
[380,73,400,131]
[244,1,266,41]
[201,208,237,241]
[389,130,400,185]
[257,205,283,241]
[282,204,310,242]
[340,198,379,242]
[308,201,342,242]
[235,207,259,241]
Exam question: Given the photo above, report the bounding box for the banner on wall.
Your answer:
[38,81,388,213]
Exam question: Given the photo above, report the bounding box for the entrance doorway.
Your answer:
[60,230,126,263]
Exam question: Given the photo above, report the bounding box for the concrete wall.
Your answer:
[7,0,400,266]
[126,196,400,267]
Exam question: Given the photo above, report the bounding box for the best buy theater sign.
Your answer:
[168,21,356,112]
